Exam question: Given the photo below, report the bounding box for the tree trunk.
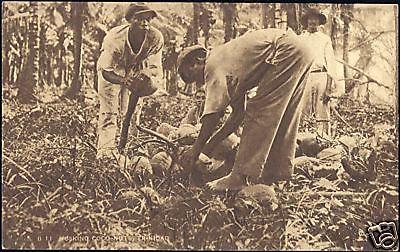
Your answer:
[46,45,54,86]
[275,3,287,30]
[200,6,215,48]
[192,3,201,45]
[63,2,85,98]
[184,3,201,47]
[38,21,47,87]
[222,3,237,43]
[2,13,10,85]
[92,24,107,92]
[286,3,299,33]
[55,29,66,87]
[394,5,398,139]
[297,4,304,32]
[330,4,340,51]
[341,4,353,91]
[261,3,275,28]
[16,1,39,103]
[169,66,178,96]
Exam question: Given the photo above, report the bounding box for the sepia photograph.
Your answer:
[2,1,399,250]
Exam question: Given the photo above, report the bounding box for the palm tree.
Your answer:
[341,4,354,90]
[286,3,299,33]
[16,1,39,103]
[192,3,201,45]
[63,2,86,98]
[222,3,237,43]
[2,4,11,85]
[261,3,275,29]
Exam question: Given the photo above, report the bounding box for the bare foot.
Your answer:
[206,173,247,191]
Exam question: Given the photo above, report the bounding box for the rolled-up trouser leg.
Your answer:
[231,34,313,180]
[96,72,121,158]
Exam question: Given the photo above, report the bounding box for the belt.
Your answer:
[311,68,327,73]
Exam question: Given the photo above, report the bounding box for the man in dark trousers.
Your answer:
[177,28,313,191]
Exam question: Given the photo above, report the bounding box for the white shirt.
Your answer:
[300,30,345,96]
[97,24,163,86]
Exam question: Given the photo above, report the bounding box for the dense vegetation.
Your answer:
[2,2,398,250]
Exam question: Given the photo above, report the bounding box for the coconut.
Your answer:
[150,151,173,176]
[210,133,240,160]
[156,123,178,138]
[128,156,153,176]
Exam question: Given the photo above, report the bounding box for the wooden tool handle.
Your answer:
[118,93,139,151]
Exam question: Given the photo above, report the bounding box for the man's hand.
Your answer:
[323,91,341,110]
[329,97,338,110]
[124,72,157,97]
[179,112,224,170]
[124,73,148,91]
[322,92,330,104]
[203,93,245,156]
[322,92,339,105]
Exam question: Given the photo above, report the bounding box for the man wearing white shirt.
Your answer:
[300,8,345,137]
[96,4,163,165]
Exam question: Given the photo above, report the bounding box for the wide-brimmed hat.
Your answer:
[125,3,157,21]
[300,8,327,27]
[177,45,207,84]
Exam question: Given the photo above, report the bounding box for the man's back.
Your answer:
[205,28,296,92]
[207,29,286,71]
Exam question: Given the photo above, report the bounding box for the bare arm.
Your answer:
[191,111,225,159]
[101,70,149,94]
[102,70,126,85]
[324,39,345,97]
[203,93,246,156]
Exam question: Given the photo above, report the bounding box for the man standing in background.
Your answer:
[96,3,163,165]
[300,8,345,138]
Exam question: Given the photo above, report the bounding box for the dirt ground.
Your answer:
[2,91,398,250]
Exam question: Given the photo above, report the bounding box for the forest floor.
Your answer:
[2,87,399,250]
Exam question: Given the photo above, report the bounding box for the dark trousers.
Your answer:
[231,33,313,182]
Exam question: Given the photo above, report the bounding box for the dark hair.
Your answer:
[300,8,327,28]
[183,54,205,68]
[178,47,207,83]
[125,3,157,21]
